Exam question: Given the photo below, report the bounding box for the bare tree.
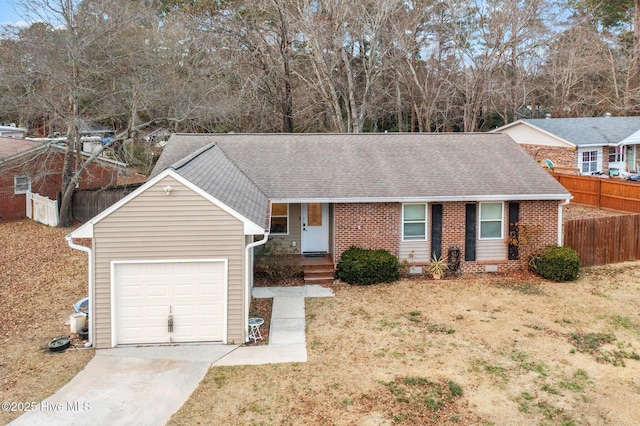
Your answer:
[535,4,636,117]
[292,0,403,132]
[8,0,166,226]
[391,0,460,132]
[172,0,299,132]
[441,0,549,131]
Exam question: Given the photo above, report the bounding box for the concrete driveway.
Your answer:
[9,345,236,426]
[10,285,333,425]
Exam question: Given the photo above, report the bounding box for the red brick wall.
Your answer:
[0,165,31,220]
[457,200,560,273]
[520,144,577,173]
[516,200,560,263]
[333,203,400,260]
[0,149,119,220]
[333,200,560,274]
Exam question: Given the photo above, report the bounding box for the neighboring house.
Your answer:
[0,125,28,138]
[0,138,125,220]
[494,116,640,176]
[68,133,571,349]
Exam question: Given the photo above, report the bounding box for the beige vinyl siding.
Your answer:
[476,239,507,260]
[476,202,507,261]
[93,175,246,348]
[502,123,573,147]
[399,241,430,262]
[267,203,302,253]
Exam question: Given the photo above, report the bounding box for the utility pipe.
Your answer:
[65,234,93,348]
[558,199,571,246]
[244,232,269,343]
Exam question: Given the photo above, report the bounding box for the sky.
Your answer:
[0,0,29,27]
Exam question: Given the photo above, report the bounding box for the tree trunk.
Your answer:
[278,1,294,133]
[58,175,77,228]
[633,0,640,90]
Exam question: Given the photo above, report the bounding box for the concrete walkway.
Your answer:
[10,285,333,426]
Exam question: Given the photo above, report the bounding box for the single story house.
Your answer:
[493,116,640,176]
[0,138,125,220]
[68,133,571,349]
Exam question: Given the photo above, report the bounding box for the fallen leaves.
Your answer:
[0,219,93,425]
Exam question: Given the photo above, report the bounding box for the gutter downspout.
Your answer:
[244,232,269,343]
[66,234,93,348]
[558,199,571,246]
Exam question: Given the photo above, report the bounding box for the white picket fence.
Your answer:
[26,191,59,226]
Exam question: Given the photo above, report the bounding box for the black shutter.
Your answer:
[508,202,520,260]
[431,204,443,259]
[465,204,476,261]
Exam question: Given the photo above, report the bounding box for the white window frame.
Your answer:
[580,150,599,174]
[14,175,31,194]
[402,203,427,241]
[608,146,624,163]
[269,203,289,235]
[479,202,504,240]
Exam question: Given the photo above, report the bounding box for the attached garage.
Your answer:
[68,166,269,349]
[112,259,227,346]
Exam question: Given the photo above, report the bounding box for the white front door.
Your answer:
[113,260,227,346]
[301,203,329,253]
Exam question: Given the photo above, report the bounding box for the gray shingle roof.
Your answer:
[170,143,269,228]
[151,136,212,178]
[0,138,45,160]
[523,117,640,146]
[159,133,569,209]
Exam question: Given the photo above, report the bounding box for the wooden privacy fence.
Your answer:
[552,173,640,213]
[564,215,640,267]
[72,183,143,222]
[26,191,59,226]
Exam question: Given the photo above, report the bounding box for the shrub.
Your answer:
[529,245,580,281]
[336,246,400,285]
[255,240,302,282]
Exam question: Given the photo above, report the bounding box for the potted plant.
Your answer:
[429,253,448,279]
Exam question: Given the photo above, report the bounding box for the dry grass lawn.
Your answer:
[0,219,93,425]
[170,264,640,425]
[2,205,639,425]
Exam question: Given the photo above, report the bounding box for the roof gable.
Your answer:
[160,133,570,201]
[492,121,575,148]
[70,168,266,238]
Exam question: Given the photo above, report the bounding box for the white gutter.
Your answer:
[558,199,571,246]
[65,234,93,348]
[578,144,610,148]
[244,232,269,343]
[270,194,572,204]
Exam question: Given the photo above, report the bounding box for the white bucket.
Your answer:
[70,313,86,333]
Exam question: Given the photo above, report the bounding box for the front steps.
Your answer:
[300,254,334,285]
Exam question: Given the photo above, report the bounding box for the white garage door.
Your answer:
[113,260,227,345]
